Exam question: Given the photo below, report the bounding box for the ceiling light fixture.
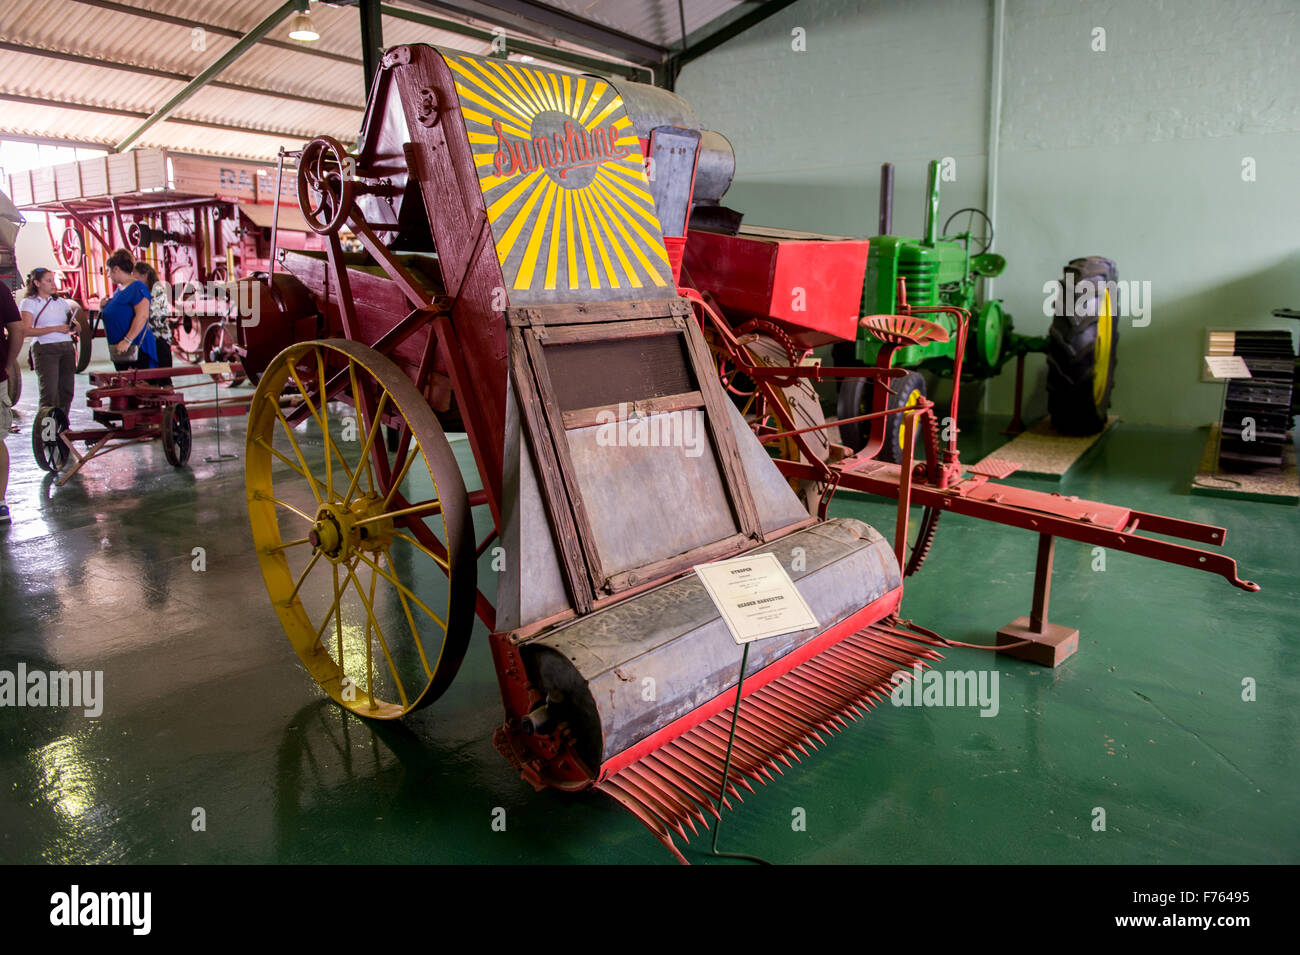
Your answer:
[288,2,319,42]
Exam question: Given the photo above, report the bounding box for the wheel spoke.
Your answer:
[315,349,333,498]
[356,499,442,527]
[344,561,408,709]
[260,492,314,523]
[347,359,378,497]
[342,390,388,505]
[332,562,345,674]
[386,555,434,679]
[391,529,450,571]
[381,442,420,509]
[288,550,322,601]
[268,536,311,553]
[355,549,448,631]
[286,358,353,498]
[257,428,324,503]
[365,562,377,710]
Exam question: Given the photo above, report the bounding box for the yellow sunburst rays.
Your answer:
[599,159,673,267]
[451,54,670,292]
[448,59,533,137]
[480,57,548,116]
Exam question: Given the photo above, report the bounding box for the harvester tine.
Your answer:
[698,718,781,780]
[600,779,688,865]
[734,705,803,763]
[623,762,708,835]
[642,753,720,821]
[710,709,793,770]
[659,741,740,805]
[745,697,815,756]
[662,741,745,803]
[614,771,691,844]
[761,684,833,742]
[784,675,851,729]
[674,737,757,794]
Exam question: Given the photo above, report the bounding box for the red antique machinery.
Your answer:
[6,149,323,373]
[32,361,251,486]
[233,45,1257,863]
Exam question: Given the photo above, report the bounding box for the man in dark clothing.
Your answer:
[1,281,22,524]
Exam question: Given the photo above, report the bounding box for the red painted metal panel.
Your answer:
[684,229,869,348]
[962,483,1131,529]
[596,585,902,781]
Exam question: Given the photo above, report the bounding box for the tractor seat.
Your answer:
[860,314,950,347]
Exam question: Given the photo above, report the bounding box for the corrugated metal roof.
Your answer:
[0,0,674,161]
[539,0,745,50]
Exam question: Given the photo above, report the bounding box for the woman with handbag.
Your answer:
[19,266,79,419]
[101,248,157,372]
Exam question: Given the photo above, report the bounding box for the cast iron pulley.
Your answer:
[298,137,356,235]
[125,221,145,252]
[57,226,83,269]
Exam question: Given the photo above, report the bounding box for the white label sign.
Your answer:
[1203,355,1251,380]
[694,552,819,645]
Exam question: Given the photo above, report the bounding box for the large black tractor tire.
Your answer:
[1047,256,1119,435]
[836,369,926,464]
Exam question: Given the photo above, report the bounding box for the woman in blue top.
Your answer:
[102,248,157,371]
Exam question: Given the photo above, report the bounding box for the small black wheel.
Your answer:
[32,405,69,472]
[162,402,191,467]
[836,370,926,464]
[1047,256,1119,435]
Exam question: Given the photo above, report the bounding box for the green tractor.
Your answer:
[835,160,1119,460]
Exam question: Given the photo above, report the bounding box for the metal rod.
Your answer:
[115,1,301,152]
[1029,533,1054,632]
[878,162,894,235]
[709,642,771,865]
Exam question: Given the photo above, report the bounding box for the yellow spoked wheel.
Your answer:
[246,339,477,720]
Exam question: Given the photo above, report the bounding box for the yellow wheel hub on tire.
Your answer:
[1093,288,1113,409]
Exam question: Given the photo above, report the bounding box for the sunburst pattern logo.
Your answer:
[447,54,674,302]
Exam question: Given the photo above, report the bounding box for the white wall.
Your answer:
[678,0,1300,427]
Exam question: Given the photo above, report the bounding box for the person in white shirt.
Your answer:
[19,267,79,419]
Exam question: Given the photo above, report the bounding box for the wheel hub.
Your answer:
[308,494,393,563]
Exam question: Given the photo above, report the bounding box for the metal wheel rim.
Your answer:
[245,339,476,720]
[1093,288,1113,408]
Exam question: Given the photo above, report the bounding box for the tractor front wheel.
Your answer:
[1047,256,1119,434]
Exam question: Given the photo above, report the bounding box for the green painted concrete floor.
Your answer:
[1,361,1296,865]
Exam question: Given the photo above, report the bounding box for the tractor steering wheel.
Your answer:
[941,207,994,256]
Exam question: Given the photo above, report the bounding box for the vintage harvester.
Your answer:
[235,45,1257,862]
[6,149,322,373]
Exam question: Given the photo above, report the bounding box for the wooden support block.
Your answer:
[996,617,1078,667]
